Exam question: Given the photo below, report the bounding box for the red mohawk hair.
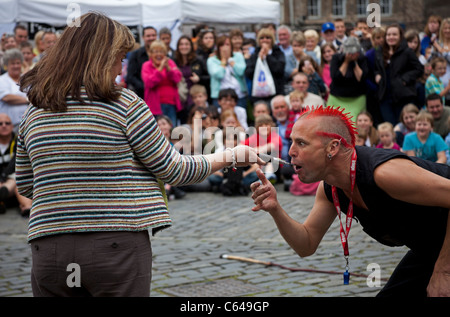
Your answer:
[299,106,357,148]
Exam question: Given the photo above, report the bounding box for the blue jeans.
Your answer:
[161,104,177,126]
[380,97,416,126]
[379,99,401,126]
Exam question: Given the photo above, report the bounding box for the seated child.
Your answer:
[425,57,450,103]
[189,84,209,108]
[156,115,186,200]
[285,90,305,139]
[376,122,401,150]
[243,114,282,183]
[217,88,248,130]
[403,111,448,164]
[356,111,379,147]
[355,127,368,146]
[208,126,257,195]
[156,115,174,144]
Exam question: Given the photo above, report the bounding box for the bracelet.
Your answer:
[224,147,236,172]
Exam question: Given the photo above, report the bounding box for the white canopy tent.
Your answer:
[139,0,184,48]
[0,0,18,24]
[0,0,18,35]
[16,0,142,26]
[1,0,280,46]
[181,0,280,24]
[140,0,182,27]
[1,0,280,26]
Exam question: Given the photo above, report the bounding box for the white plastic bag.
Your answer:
[251,57,276,97]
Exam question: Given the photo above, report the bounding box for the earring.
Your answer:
[328,154,332,160]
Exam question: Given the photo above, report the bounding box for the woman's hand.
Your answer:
[232,145,266,167]
[375,74,382,84]
[207,145,266,174]
[259,43,270,60]
[190,72,200,83]
[301,60,315,75]
[344,52,359,63]
[157,57,168,71]
[220,44,232,62]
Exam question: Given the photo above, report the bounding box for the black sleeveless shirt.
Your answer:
[323,146,449,257]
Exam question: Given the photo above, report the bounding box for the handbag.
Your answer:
[251,57,276,98]
[178,77,188,103]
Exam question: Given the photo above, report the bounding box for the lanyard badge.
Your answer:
[331,149,357,285]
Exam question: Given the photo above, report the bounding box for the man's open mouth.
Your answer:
[293,164,302,173]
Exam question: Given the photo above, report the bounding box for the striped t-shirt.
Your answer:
[16,88,211,241]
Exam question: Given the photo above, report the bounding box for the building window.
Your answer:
[307,0,321,18]
[332,0,346,17]
[380,0,392,15]
[356,0,369,16]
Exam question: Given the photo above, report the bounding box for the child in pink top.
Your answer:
[376,122,401,150]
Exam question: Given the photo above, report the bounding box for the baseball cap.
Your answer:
[322,22,335,33]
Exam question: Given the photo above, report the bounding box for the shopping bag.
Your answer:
[251,57,276,97]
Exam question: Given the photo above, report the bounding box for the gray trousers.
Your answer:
[30,230,152,297]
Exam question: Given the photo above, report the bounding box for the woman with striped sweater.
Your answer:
[17,12,263,297]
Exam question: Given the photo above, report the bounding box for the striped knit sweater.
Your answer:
[16,87,211,241]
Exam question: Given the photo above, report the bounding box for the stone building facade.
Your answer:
[278,0,450,33]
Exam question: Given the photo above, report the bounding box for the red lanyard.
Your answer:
[331,149,357,284]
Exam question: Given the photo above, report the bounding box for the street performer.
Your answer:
[250,106,450,297]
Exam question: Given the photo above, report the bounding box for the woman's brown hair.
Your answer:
[20,12,135,111]
[197,29,216,53]
[382,24,404,66]
[215,35,231,61]
[424,15,442,37]
[174,35,196,66]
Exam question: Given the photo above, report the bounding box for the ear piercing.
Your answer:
[328,154,332,160]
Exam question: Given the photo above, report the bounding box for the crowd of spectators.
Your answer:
[1,14,450,203]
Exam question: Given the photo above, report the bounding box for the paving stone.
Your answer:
[0,184,409,297]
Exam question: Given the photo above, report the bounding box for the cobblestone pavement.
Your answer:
[0,184,409,297]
